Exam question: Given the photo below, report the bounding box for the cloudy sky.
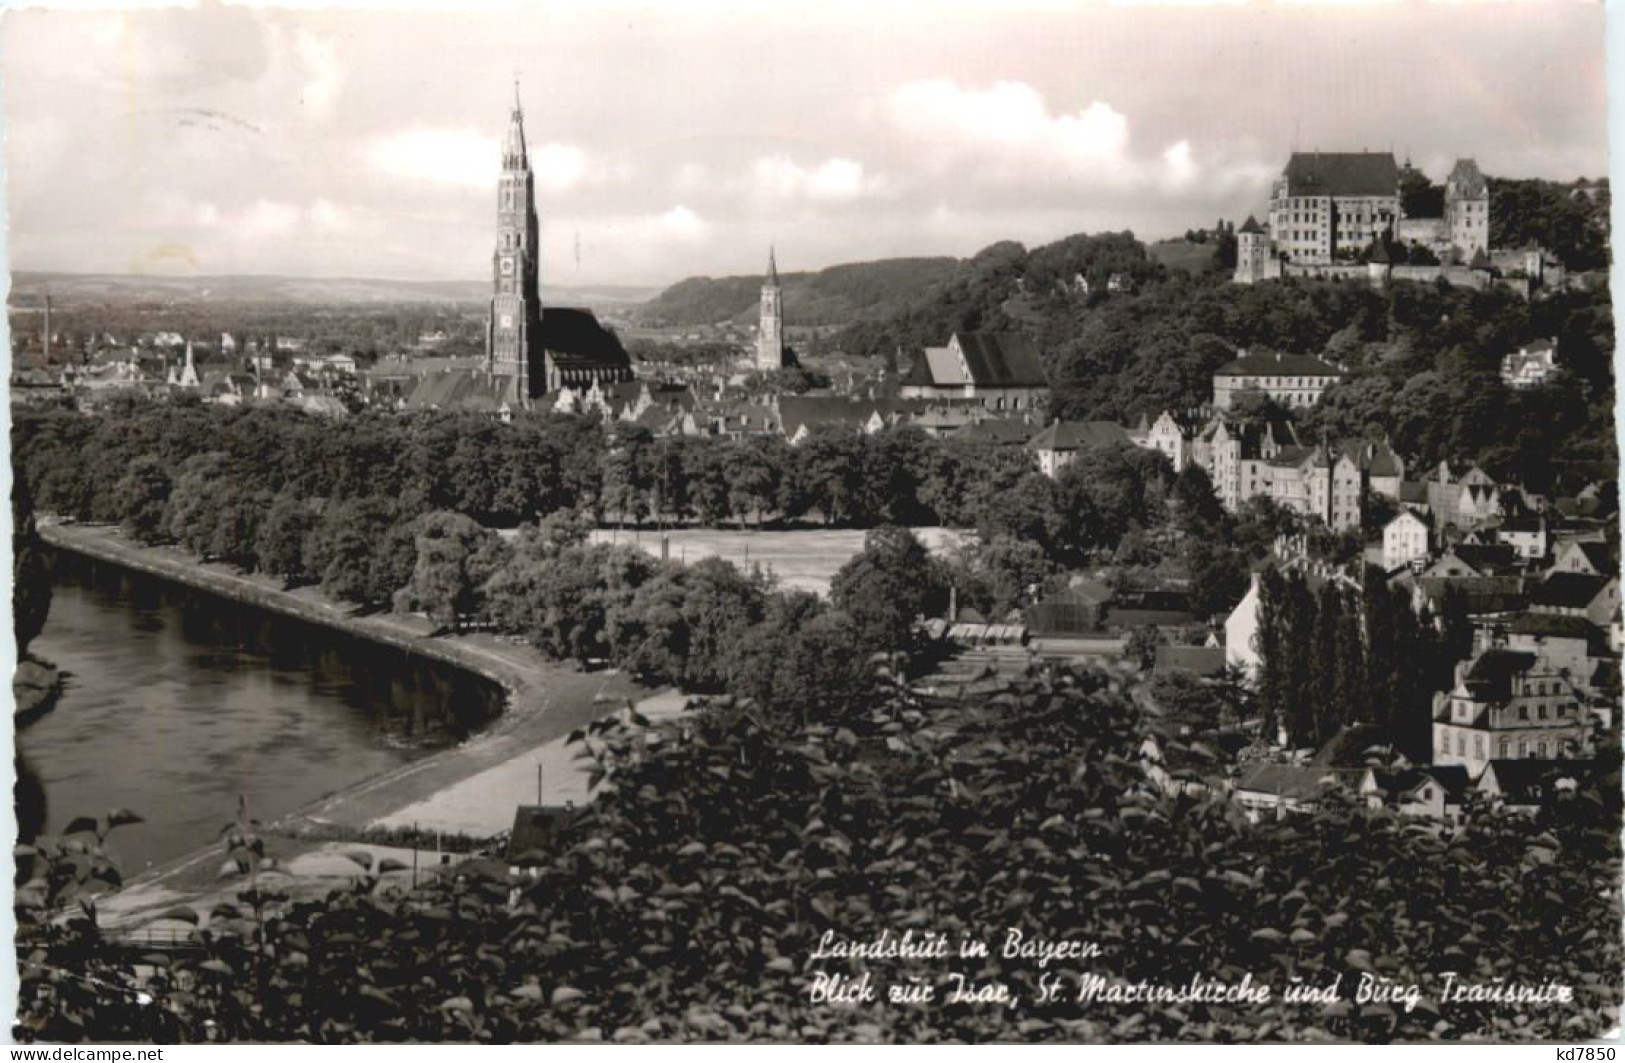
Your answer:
[1,1,1608,288]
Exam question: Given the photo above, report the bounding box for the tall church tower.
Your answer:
[756,246,785,371]
[486,84,542,400]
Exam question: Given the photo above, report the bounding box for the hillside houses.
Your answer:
[1500,338,1559,388]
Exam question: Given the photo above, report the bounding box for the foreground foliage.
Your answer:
[15,666,1621,1042]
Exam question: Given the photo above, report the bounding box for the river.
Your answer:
[19,552,506,874]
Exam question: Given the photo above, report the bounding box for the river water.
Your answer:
[19,552,506,874]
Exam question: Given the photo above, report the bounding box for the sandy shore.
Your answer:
[39,522,668,926]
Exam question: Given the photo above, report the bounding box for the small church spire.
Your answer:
[767,245,780,286]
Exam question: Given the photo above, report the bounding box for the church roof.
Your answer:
[954,332,1047,387]
[538,307,632,370]
[905,334,1049,389]
[1283,151,1400,198]
[1238,215,1264,235]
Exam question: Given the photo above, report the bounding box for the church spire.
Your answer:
[767,244,779,286]
[503,81,528,169]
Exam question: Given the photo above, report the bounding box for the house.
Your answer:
[1145,409,1203,472]
[1211,350,1345,411]
[897,332,1050,412]
[1402,575,1527,618]
[1494,516,1550,562]
[505,804,577,874]
[1500,339,1558,389]
[1475,759,1593,815]
[1424,464,1501,529]
[1224,575,1263,681]
[1025,420,1133,478]
[1529,572,1620,629]
[1478,614,1611,688]
[1431,648,1591,779]
[1551,539,1613,577]
[776,397,891,444]
[1024,579,1114,635]
[1232,762,1362,822]
[1359,766,1471,823]
[943,417,1039,448]
[1420,544,1520,580]
[1382,511,1430,572]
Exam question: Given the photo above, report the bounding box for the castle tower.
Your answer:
[756,246,786,371]
[1233,216,1275,284]
[1443,158,1489,262]
[486,83,543,402]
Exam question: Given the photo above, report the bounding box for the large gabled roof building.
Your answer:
[898,332,1049,413]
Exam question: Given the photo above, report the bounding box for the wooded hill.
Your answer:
[635,257,960,327]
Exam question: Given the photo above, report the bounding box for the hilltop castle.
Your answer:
[1235,152,1493,285]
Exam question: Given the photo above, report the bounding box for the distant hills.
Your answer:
[7,271,660,309]
[635,257,962,328]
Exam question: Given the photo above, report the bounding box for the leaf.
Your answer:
[106,808,145,828]
[63,816,101,837]
[343,851,375,872]
[552,986,585,1006]
[442,995,475,1013]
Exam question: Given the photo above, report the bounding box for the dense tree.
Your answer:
[308,498,409,608]
[164,452,229,557]
[256,491,319,586]
[392,512,505,632]
[829,526,947,652]
[111,456,173,544]
[18,664,1619,1042]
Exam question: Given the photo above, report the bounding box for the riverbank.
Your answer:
[38,522,663,925]
[13,657,63,727]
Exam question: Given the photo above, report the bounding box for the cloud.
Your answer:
[880,77,1275,202]
[531,143,591,192]
[657,205,708,242]
[367,126,501,187]
[750,154,878,201]
[239,199,302,239]
[891,80,1127,163]
[366,127,608,197]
